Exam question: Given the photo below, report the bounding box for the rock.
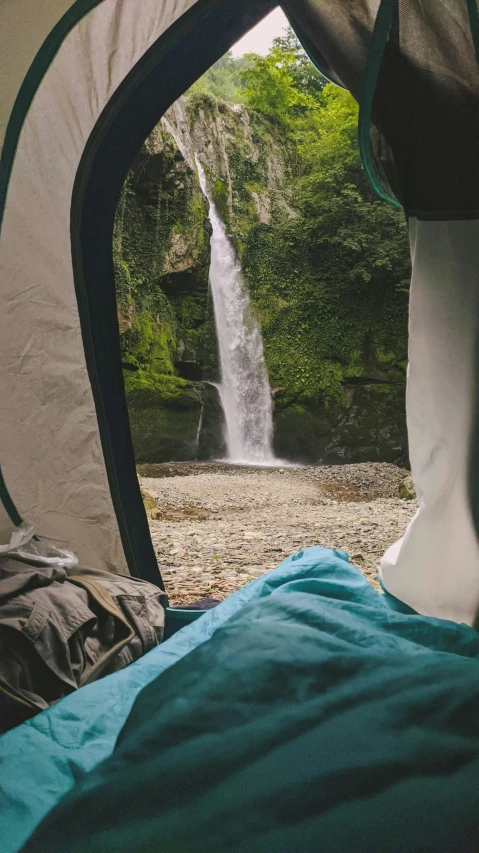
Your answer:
[139,481,157,511]
[169,546,187,557]
[150,508,164,520]
[274,384,407,466]
[398,474,415,501]
[126,381,224,463]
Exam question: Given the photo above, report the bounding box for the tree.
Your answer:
[187,52,252,103]
[272,27,326,99]
[242,46,319,125]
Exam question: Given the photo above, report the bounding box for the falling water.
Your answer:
[195,402,205,458]
[195,156,276,465]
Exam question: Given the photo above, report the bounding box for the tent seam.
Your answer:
[0,0,104,235]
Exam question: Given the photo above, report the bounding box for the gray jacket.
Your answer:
[0,556,166,732]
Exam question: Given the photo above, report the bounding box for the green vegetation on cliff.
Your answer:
[113,124,223,462]
[114,126,213,376]
[114,29,411,464]
[243,82,410,407]
[186,34,410,461]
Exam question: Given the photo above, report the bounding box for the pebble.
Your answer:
[141,461,417,606]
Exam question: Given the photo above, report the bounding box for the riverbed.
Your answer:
[139,461,417,605]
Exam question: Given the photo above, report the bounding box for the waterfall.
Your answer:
[195,156,276,465]
[195,402,205,458]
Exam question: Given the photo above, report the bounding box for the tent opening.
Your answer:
[113,17,412,606]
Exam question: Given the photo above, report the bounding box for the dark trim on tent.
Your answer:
[70,0,276,585]
[0,0,103,234]
[0,466,23,529]
[412,209,479,222]
[358,0,402,209]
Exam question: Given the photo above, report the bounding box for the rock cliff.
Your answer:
[114,94,408,464]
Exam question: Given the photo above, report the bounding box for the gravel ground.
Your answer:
[138,462,417,605]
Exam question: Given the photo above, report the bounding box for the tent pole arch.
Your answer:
[70,0,277,584]
[0,0,275,582]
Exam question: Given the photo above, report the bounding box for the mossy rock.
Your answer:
[126,378,224,463]
[273,407,332,463]
[138,481,157,511]
[319,384,408,465]
[398,474,415,501]
[127,393,200,463]
[274,383,407,465]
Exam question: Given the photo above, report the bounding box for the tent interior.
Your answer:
[2,1,479,850]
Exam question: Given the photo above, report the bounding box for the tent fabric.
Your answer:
[287,1,479,216]
[1,3,479,849]
[20,546,479,853]
[283,0,380,98]
[0,0,479,631]
[380,219,479,625]
[372,0,479,216]
[0,0,202,576]
[288,0,479,625]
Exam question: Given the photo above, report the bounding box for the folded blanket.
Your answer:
[22,547,479,853]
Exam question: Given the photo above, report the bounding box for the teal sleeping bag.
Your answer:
[22,547,479,853]
[1,553,300,853]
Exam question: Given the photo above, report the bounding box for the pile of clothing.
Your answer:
[0,554,167,733]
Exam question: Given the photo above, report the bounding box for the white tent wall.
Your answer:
[0,0,205,576]
[380,219,479,626]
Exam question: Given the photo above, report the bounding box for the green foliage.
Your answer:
[211,178,229,224]
[242,46,320,126]
[124,369,188,398]
[187,52,252,103]
[239,28,325,127]
[235,35,410,408]
[272,29,326,98]
[296,87,364,197]
[122,303,176,376]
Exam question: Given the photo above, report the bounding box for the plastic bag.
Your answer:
[0,522,78,568]
[0,521,34,554]
[14,538,79,569]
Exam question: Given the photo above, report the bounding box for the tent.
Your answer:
[2,1,479,849]
[2,0,479,623]
[1,0,479,617]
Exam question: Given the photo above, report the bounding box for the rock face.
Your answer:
[114,94,408,464]
[114,116,224,461]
